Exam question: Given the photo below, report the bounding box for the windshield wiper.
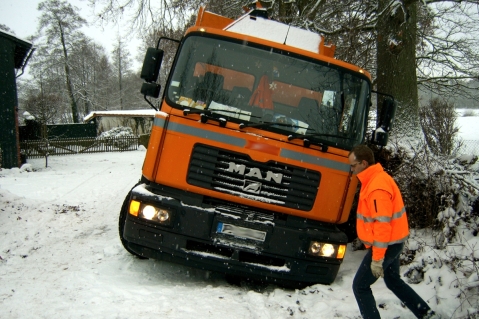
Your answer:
[183,108,261,127]
[238,121,314,130]
[183,108,228,126]
[288,133,356,150]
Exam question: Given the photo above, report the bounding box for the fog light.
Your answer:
[309,242,321,254]
[157,209,170,222]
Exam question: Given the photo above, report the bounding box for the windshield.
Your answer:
[166,34,371,149]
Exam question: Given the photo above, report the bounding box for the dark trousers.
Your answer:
[352,243,431,319]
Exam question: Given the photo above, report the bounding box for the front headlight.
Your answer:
[308,241,347,259]
[128,200,173,226]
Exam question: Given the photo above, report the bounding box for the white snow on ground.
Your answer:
[0,110,477,318]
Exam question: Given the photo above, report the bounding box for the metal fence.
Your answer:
[460,140,479,156]
[21,137,140,159]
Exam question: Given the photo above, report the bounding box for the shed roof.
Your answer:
[0,30,33,69]
[83,110,157,122]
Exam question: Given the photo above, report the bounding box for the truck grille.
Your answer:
[187,144,320,211]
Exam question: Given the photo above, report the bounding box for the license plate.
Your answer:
[216,222,266,242]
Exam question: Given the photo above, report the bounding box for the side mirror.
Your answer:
[371,98,397,146]
[140,48,164,83]
[141,83,161,98]
[378,98,397,131]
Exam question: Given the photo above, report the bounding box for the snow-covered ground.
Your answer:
[0,111,477,318]
[458,112,478,140]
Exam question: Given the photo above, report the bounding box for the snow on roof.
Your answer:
[224,15,322,54]
[0,30,34,69]
[0,29,33,45]
[83,110,157,122]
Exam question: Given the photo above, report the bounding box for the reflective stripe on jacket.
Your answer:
[356,163,409,261]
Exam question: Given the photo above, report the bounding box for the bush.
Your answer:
[419,98,460,156]
[374,140,479,231]
[462,109,477,117]
[372,139,479,317]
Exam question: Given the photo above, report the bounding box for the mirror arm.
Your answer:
[371,90,395,102]
[144,95,159,112]
[156,36,181,49]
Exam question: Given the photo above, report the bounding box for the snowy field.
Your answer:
[0,110,477,319]
[456,109,479,155]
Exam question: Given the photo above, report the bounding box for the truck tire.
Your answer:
[338,209,357,243]
[119,188,148,259]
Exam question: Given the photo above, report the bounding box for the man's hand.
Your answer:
[371,259,384,278]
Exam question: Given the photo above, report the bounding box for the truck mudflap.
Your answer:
[121,183,348,287]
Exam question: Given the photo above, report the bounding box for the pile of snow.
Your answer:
[96,127,137,150]
[97,126,136,139]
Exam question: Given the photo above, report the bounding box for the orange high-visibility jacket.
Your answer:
[249,74,274,109]
[356,163,409,261]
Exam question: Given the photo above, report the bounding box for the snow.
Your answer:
[225,14,322,54]
[0,28,33,45]
[83,110,157,123]
[97,127,136,139]
[457,115,478,140]
[22,111,35,121]
[1,112,478,318]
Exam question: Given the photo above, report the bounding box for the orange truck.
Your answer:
[119,4,396,287]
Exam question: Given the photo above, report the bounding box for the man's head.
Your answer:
[348,145,375,174]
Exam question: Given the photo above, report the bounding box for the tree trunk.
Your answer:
[59,22,79,123]
[118,44,123,110]
[376,0,419,132]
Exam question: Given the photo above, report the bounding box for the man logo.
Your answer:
[227,162,283,184]
[243,180,262,194]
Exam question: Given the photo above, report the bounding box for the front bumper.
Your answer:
[122,183,347,287]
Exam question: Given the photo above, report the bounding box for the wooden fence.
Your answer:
[20,137,140,159]
[19,137,479,160]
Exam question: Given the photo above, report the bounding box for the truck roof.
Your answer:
[194,8,336,58]
[191,7,370,79]
[224,13,324,55]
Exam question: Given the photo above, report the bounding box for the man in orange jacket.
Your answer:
[349,145,437,319]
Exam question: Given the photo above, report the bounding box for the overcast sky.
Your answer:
[0,0,142,71]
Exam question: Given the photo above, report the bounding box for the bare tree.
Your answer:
[23,92,62,128]
[26,43,71,124]
[69,37,118,115]
[70,37,100,116]
[89,0,195,38]
[36,0,87,123]
[111,38,133,110]
[417,3,479,103]
[0,24,15,34]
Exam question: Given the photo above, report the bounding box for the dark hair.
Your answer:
[349,145,375,165]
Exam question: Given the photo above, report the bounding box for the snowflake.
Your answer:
[269,81,277,90]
